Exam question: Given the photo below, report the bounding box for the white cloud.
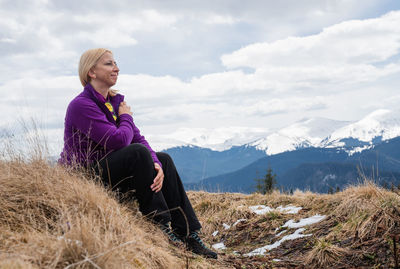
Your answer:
[118,74,186,100]
[203,14,238,25]
[0,5,178,80]
[221,11,400,89]
[244,97,327,117]
[72,10,177,48]
[1,1,400,152]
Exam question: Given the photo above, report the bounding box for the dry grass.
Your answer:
[2,158,400,268]
[189,180,400,268]
[0,158,223,269]
[304,238,350,268]
[1,126,400,268]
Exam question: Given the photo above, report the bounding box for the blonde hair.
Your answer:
[78,48,117,96]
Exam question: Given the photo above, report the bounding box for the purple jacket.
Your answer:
[59,83,161,167]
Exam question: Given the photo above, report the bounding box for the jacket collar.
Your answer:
[83,83,120,124]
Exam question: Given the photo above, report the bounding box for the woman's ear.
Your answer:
[88,69,96,79]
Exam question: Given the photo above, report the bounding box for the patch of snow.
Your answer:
[223,223,231,230]
[273,259,282,262]
[250,204,302,215]
[212,242,226,250]
[282,214,326,229]
[233,219,247,226]
[276,230,287,237]
[322,174,336,183]
[276,205,302,214]
[346,145,374,156]
[245,228,312,256]
[212,231,219,237]
[249,205,274,215]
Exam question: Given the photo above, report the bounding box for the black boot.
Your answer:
[160,222,183,247]
[185,231,218,259]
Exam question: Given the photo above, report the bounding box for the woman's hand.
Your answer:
[118,101,133,116]
[151,163,164,193]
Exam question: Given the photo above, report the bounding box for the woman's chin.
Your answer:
[109,80,117,87]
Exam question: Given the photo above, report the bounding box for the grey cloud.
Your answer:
[2,0,395,82]
[1,0,400,150]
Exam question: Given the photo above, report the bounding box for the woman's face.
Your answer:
[91,52,119,87]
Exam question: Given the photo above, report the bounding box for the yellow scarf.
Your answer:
[105,101,117,121]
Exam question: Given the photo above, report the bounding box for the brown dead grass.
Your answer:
[0,158,224,269]
[1,129,400,268]
[304,238,350,269]
[189,181,400,268]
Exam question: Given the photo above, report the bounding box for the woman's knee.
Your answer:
[124,143,153,164]
[156,152,173,166]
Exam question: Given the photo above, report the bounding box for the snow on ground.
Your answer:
[233,219,247,226]
[217,206,326,256]
[276,205,302,214]
[223,223,231,230]
[243,214,326,256]
[215,219,246,234]
[245,228,312,256]
[282,214,326,229]
[276,230,287,237]
[212,242,227,250]
[249,205,274,215]
[212,205,326,256]
[249,204,303,215]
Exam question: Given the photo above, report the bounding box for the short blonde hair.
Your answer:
[78,48,118,96]
[79,48,110,87]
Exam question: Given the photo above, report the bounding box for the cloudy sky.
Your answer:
[1,0,400,155]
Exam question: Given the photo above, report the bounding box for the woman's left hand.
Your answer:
[151,163,164,193]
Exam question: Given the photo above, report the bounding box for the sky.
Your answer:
[1,0,400,155]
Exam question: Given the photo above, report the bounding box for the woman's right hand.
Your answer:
[118,101,133,116]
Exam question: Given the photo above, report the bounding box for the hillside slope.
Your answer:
[1,158,399,268]
[189,183,400,268]
[0,159,224,269]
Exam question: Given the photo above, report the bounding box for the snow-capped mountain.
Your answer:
[323,109,400,147]
[154,109,400,156]
[165,108,400,188]
[250,109,400,155]
[149,126,270,151]
[249,118,350,155]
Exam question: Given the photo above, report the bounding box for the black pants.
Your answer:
[94,143,201,237]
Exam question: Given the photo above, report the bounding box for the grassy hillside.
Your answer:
[190,183,400,268]
[0,158,223,269]
[1,156,399,268]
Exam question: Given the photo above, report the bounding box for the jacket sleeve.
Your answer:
[68,99,134,150]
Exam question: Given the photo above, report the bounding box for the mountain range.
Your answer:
[164,109,400,193]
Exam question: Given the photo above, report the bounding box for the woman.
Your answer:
[59,48,217,259]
